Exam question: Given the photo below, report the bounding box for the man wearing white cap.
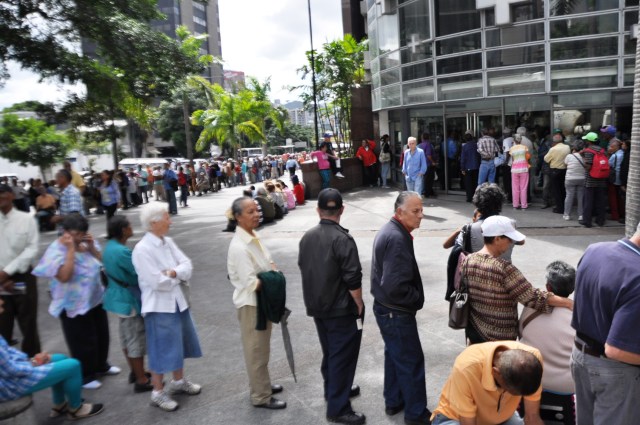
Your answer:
[462,216,572,344]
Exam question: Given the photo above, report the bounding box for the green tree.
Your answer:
[157,85,209,157]
[266,122,314,148]
[246,77,287,155]
[0,114,71,178]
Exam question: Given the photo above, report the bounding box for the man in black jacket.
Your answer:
[298,188,365,425]
[371,191,431,425]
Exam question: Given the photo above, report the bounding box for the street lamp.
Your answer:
[307,0,320,150]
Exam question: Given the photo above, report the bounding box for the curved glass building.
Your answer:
[365,0,639,191]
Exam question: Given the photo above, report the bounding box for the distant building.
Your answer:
[282,101,314,128]
[223,70,246,91]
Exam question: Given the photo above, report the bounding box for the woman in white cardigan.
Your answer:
[132,203,202,412]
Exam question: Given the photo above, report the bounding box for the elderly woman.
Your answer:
[509,133,531,210]
[32,214,120,390]
[227,197,286,410]
[102,216,152,393]
[0,299,104,420]
[463,216,573,344]
[131,203,202,412]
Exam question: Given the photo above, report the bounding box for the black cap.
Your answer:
[318,188,343,210]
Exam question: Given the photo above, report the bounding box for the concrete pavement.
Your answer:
[25,183,623,425]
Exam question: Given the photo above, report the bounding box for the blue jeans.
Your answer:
[478,160,496,185]
[26,354,83,409]
[432,412,523,425]
[381,162,390,186]
[166,187,177,214]
[405,176,423,195]
[319,169,331,189]
[571,346,640,425]
[373,303,428,422]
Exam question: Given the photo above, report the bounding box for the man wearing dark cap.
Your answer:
[0,184,41,357]
[298,189,365,425]
[600,125,619,150]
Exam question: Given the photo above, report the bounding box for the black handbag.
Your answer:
[448,257,470,330]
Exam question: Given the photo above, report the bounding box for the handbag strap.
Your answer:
[571,153,585,167]
[521,310,544,331]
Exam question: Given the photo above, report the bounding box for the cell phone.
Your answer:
[356,318,363,331]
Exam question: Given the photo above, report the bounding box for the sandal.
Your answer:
[67,403,104,421]
[49,402,68,418]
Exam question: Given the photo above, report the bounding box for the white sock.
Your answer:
[173,379,184,385]
[152,390,163,397]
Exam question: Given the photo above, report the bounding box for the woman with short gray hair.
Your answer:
[132,203,202,412]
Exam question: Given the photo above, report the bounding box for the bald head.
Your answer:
[496,349,542,396]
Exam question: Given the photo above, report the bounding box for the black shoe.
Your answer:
[404,411,432,425]
[327,411,366,425]
[271,384,283,394]
[129,372,151,384]
[552,209,563,214]
[349,385,360,398]
[134,380,154,393]
[385,404,404,416]
[579,220,592,228]
[254,398,287,410]
[541,204,550,209]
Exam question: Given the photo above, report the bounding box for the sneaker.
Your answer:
[67,403,104,420]
[563,215,570,220]
[166,379,201,395]
[578,215,583,221]
[82,380,102,390]
[150,391,178,412]
[335,172,345,179]
[101,366,121,376]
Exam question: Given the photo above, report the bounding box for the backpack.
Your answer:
[585,147,610,179]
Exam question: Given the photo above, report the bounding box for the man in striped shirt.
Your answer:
[51,169,83,228]
[476,128,499,186]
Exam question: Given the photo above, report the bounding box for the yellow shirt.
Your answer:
[544,144,570,169]
[71,170,86,190]
[432,341,542,425]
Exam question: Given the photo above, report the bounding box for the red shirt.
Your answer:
[356,145,377,167]
[178,171,187,186]
[293,184,305,205]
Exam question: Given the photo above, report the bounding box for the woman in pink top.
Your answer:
[311,142,338,189]
[509,134,531,209]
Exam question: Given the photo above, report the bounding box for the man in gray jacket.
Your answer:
[298,188,365,425]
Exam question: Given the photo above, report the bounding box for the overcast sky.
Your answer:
[0,0,344,110]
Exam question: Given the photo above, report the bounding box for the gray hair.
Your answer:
[139,202,169,231]
[516,126,527,136]
[231,197,252,220]
[256,187,268,196]
[394,191,422,211]
[407,136,417,144]
[498,349,542,396]
[545,261,576,297]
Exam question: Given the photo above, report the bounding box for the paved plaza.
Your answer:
[25,182,623,425]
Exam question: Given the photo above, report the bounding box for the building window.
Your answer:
[436,33,481,56]
[486,23,544,48]
[550,0,618,16]
[486,44,545,68]
[435,0,480,37]
[399,0,430,48]
[380,51,401,71]
[436,53,481,75]
[380,68,401,86]
[401,42,432,64]
[402,61,433,81]
[193,1,206,11]
[624,58,635,86]
[369,23,379,57]
[378,14,400,54]
[550,14,618,38]
[551,60,618,91]
[403,80,434,105]
[193,16,207,27]
[487,67,545,96]
[381,85,402,108]
[625,10,638,32]
[550,37,618,61]
[437,73,482,101]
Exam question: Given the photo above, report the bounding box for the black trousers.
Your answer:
[424,166,436,196]
[582,186,607,226]
[138,185,148,203]
[0,273,40,357]
[363,165,377,186]
[464,169,479,202]
[314,314,362,418]
[499,165,512,200]
[60,304,110,383]
[119,188,129,209]
[550,169,567,212]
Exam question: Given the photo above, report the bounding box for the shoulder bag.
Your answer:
[448,254,470,330]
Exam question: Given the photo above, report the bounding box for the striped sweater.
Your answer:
[463,252,551,341]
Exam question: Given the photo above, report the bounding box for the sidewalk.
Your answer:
[27,184,622,425]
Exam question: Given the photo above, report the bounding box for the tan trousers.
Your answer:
[237,305,272,405]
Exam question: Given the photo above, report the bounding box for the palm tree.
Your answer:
[626,15,640,237]
[246,77,286,155]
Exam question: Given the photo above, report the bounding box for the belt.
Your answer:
[574,338,605,358]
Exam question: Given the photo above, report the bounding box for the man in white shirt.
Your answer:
[519,261,576,394]
[227,197,286,410]
[0,183,40,357]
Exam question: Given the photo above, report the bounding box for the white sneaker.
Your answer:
[102,365,121,376]
[82,380,102,390]
[563,215,570,220]
[578,215,583,221]
[151,391,178,412]
[166,379,201,395]
[335,172,345,179]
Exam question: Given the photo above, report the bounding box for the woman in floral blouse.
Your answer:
[33,213,120,390]
[0,298,104,420]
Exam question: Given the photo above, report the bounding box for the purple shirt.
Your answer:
[418,141,435,165]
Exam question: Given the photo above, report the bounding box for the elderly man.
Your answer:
[371,192,430,425]
[0,184,40,357]
[519,261,576,395]
[544,134,570,215]
[402,137,427,195]
[431,342,545,425]
[51,169,84,227]
[299,189,365,425]
[477,128,499,185]
[227,197,286,410]
[571,221,640,425]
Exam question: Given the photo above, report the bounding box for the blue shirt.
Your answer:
[0,336,52,402]
[102,239,141,316]
[402,148,427,182]
[163,169,177,190]
[608,149,623,185]
[446,138,458,159]
[59,185,83,216]
[100,181,120,207]
[460,140,481,171]
[572,239,640,354]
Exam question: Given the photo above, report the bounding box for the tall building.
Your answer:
[282,101,315,127]
[356,0,639,191]
[154,0,224,85]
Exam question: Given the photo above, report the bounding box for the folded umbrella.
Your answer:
[280,308,297,383]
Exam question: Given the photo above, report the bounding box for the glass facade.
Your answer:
[367,0,638,191]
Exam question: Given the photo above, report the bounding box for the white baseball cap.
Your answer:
[481,216,525,242]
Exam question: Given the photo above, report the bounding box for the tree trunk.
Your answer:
[626,18,640,237]
[182,93,194,167]
[109,100,118,170]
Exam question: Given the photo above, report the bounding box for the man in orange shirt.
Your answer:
[431,341,545,425]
